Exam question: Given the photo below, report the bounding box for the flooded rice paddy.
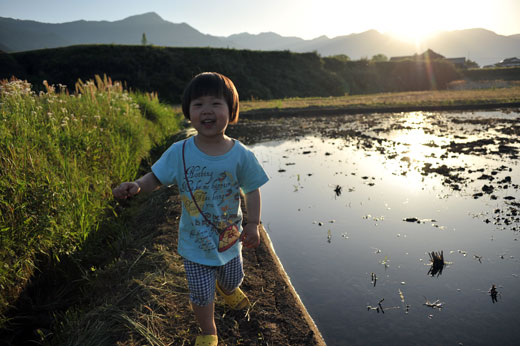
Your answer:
[229,110,520,346]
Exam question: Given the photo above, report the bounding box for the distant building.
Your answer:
[445,57,466,68]
[390,49,466,67]
[495,57,520,67]
[390,49,444,62]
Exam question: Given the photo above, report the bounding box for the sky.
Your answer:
[1,0,519,42]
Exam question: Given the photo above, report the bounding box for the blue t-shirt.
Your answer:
[151,136,269,266]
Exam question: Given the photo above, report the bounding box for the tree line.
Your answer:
[1,45,515,103]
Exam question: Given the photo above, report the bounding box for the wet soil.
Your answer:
[226,108,520,345]
[229,109,520,232]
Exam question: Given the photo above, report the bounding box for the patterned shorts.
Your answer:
[183,254,244,306]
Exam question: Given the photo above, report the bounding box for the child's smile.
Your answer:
[190,96,230,139]
[201,118,216,128]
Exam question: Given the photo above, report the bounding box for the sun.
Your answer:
[385,18,441,44]
[387,25,439,45]
[378,0,447,44]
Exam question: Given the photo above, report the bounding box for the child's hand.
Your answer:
[240,223,260,248]
[112,182,141,199]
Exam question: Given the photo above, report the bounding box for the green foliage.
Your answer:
[371,54,388,62]
[0,51,25,80]
[462,66,520,81]
[323,58,462,94]
[330,54,351,62]
[5,45,345,103]
[464,59,479,69]
[4,45,516,105]
[0,76,183,323]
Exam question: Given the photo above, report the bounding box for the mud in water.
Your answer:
[228,109,520,346]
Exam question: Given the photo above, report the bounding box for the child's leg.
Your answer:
[191,303,216,335]
[183,259,217,335]
[216,254,244,294]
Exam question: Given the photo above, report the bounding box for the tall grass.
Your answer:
[0,76,183,324]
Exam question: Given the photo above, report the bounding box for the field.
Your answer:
[226,108,520,345]
[239,86,520,113]
[1,80,519,345]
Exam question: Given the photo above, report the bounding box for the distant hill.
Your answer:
[1,12,519,67]
[0,12,232,51]
[228,32,305,51]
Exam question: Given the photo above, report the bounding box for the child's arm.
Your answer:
[112,172,162,199]
[240,188,262,248]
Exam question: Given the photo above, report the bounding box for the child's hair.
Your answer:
[182,72,240,124]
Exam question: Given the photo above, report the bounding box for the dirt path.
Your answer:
[112,186,326,346]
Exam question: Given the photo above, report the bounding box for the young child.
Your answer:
[112,72,269,346]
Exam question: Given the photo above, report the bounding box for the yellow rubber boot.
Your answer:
[215,282,250,310]
[195,334,218,346]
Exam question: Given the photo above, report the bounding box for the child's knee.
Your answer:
[217,271,244,292]
[183,259,217,307]
[216,255,245,291]
[190,291,215,307]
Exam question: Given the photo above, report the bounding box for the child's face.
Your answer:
[189,95,230,139]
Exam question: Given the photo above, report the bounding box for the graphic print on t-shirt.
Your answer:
[182,165,241,253]
[180,190,206,217]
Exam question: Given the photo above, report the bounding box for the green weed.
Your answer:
[0,76,183,324]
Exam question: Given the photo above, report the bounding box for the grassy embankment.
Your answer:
[0,76,183,329]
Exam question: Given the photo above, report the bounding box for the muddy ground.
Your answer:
[229,109,520,231]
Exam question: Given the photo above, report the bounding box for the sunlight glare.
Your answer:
[383,0,442,43]
[375,0,481,44]
[386,112,440,190]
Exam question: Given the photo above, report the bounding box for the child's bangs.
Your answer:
[188,74,225,100]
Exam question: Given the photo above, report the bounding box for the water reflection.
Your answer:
[240,110,520,346]
[489,284,499,303]
[427,250,446,277]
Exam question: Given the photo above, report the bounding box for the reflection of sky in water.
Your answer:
[250,111,519,346]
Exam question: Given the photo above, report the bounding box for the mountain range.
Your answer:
[1,12,519,67]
